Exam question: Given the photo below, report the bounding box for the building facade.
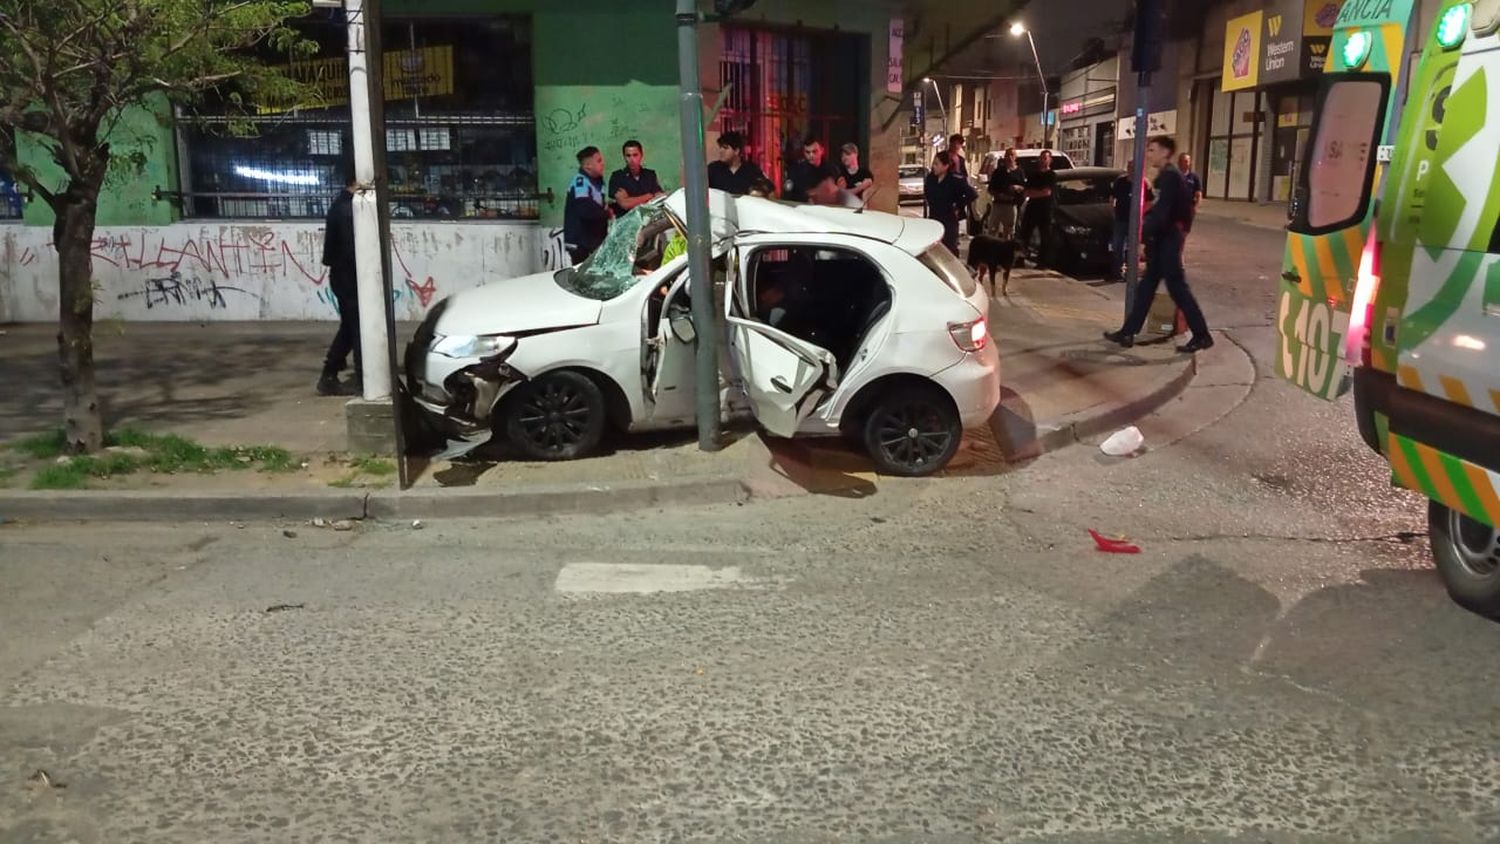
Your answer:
[1058,55,1121,167]
[0,0,905,323]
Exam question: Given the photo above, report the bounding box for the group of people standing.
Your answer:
[563,134,881,265]
[920,135,1061,261]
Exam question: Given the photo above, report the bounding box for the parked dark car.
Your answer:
[1024,166,1122,277]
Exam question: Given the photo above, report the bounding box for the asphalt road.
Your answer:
[4,217,1496,844]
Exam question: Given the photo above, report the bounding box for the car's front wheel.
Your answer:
[862,383,963,477]
[500,370,607,461]
[1430,500,1500,618]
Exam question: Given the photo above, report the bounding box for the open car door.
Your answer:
[725,242,839,438]
[1275,0,1415,399]
[726,317,839,438]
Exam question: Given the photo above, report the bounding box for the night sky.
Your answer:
[1014,0,1135,73]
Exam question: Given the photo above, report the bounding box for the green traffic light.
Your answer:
[1436,4,1470,49]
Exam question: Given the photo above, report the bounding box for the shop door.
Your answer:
[1094,120,1115,167]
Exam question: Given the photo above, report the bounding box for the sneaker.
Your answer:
[1176,335,1216,354]
[1103,330,1135,348]
[316,375,356,397]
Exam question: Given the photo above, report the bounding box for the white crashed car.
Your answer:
[405,189,1000,476]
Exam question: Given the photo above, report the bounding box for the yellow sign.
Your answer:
[258,45,454,114]
[1269,14,1285,37]
[1303,0,1345,36]
[1223,11,1265,91]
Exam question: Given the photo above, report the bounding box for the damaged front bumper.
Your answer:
[404,307,526,443]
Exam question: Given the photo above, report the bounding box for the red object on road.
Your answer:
[1089,529,1142,554]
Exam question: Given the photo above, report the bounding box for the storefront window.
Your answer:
[177,15,537,221]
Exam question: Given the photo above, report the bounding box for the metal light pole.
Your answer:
[1012,23,1050,148]
[923,77,949,138]
[676,0,722,451]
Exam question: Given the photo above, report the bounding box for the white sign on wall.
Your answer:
[1118,109,1179,140]
[887,18,905,94]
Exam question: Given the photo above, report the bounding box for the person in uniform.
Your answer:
[564,146,609,265]
[608,140,664,218]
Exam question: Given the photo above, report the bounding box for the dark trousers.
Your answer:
[1019,203,1053,267]
[323,284,362,380]
[1121,228,1210,338]
[941,220,961,255]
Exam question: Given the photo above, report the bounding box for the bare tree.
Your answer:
[0,1,317,452]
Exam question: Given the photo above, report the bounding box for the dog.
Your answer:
[966,235,1022,296]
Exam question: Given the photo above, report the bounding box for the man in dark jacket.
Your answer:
[318,175,360,397]
[1104,136,1213,353]
[564,146,609,265]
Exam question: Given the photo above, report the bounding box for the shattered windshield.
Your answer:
[555,206,676,301]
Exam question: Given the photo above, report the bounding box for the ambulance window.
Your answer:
[1296,76,1389,233]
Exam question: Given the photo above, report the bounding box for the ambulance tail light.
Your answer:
[1346,228,1382,367]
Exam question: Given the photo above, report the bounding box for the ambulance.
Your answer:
[1278,0,1500,617]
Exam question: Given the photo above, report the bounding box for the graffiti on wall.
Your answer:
[116,271,259,311]
[540,227,569,271]
[2,221,542,322]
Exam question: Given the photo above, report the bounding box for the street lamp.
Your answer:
[1011,22,1051,149]
[922,77,949,139]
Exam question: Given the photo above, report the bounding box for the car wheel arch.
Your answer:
[838,372,960,437]
[497,366,634,432]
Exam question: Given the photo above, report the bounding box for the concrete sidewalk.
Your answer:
[1195,199,1289,232]
[0,273,1198,518]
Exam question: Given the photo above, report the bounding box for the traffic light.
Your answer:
[1131,0,1165,74]
[714,0,757,15]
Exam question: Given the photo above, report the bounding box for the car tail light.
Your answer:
[949,317,988,352]
[1345,228,1382,367]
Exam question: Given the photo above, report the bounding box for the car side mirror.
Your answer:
[670,315,697,344]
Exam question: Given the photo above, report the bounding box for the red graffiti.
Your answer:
[82,230,327,286]
[405,276,437,307]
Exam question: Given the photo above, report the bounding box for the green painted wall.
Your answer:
[532,9,681,227]
[17,95,178,228]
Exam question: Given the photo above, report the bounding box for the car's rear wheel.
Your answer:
[1429,500,1500,618]
[862,384,962,477]
[501,370,606,461]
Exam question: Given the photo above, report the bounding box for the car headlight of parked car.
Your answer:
[431,334,516,359]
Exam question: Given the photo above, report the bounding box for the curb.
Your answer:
[1033,353,1200,454]
[0,477,751,524]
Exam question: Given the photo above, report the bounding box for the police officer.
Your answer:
[608,139,664,218]
[564,146,609,265]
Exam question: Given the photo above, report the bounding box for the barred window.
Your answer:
[177,14,537,221]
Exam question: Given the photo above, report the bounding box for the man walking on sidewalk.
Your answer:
[317,174,360,397]
[1104,136,1213,354]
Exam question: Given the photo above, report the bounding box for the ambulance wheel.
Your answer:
[1429,500,1500,619]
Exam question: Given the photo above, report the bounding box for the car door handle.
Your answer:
[771,377,793,393]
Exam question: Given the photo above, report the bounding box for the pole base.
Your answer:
[345,397,397,454]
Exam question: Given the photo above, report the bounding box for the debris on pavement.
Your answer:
[265,603,305,613]
[1089,529,1142,555]
[311,518,329,528]
[282,529,298,539]
[26,769,66,790]
[411,520,425,530]
[332,520,355,532]
[1100,426,1145,457]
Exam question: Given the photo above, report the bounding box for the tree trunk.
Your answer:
[55,192,103,454]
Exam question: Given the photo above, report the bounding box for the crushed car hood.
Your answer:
[431,270,604,337]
